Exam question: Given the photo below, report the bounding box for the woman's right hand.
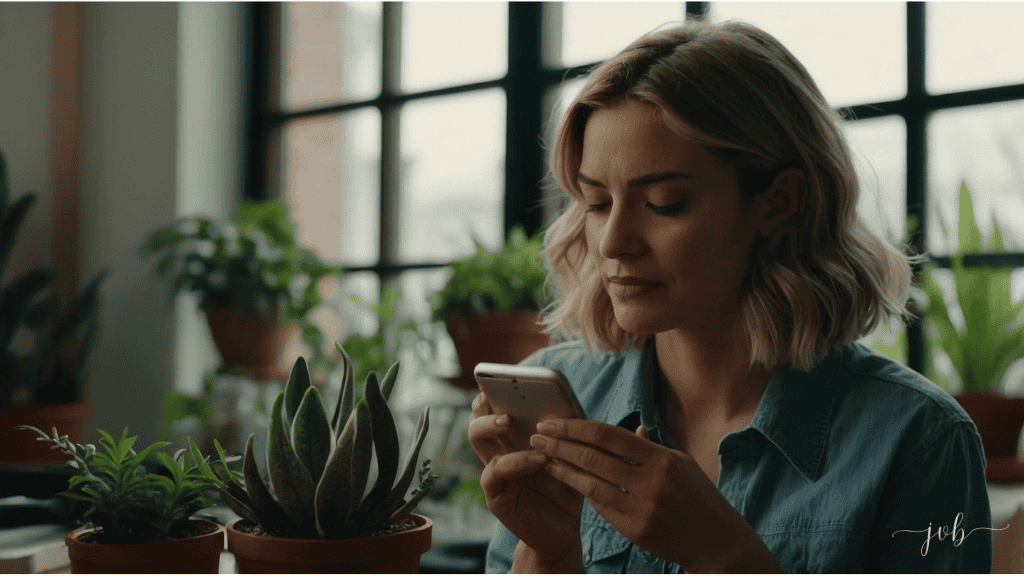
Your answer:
[468,391,584,563]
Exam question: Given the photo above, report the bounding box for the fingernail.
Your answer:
[536,420,556,435]
[496,414,510,427]
[530,434,549,450]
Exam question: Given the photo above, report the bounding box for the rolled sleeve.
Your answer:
[485,521,519,573]
[869,421,992,573]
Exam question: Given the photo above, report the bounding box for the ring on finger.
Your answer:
[622,456,641,466]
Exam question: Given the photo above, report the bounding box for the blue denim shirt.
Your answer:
[484,340,992,573]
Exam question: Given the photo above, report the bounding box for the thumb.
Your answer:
[635,424,650,441]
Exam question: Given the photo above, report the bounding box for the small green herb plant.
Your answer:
[139,199,344,376]
[196,342,435,539]
[915,182,1024,393]
[16,425,227,544]
[430,225,549,321]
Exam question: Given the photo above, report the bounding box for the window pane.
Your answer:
[927,3,1024,94]
[546,2,687,69]
[708,2,906,108]
[927,101,1024,255]
[279,108,381,267]
[845,116,907,244]
[398,89,506,262]
[541,77,587,222]
[277,2,382,112]
[401,2,507,93]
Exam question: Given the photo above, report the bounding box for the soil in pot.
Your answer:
[65,518,225,573]
[0,401,91,464]
[226,514,433,573]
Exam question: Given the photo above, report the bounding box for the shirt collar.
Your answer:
[747,346,844,482]
[606,339,843,481]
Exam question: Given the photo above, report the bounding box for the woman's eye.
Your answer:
[647,200,686,215]
[585,203,609,213]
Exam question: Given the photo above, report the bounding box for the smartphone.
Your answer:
[474,362,586,452]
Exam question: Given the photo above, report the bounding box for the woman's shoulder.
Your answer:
[838,343,972,426]
[830,344,979,456]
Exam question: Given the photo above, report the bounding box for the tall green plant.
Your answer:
[916,182,1024,392]
[196,342,435,539]
[1,149,106,407]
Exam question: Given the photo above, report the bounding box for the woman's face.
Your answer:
[579,99,763,337]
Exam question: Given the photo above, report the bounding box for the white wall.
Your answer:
[0,3,55,281]
[1,2,246,447]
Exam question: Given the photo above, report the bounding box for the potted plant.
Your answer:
[1,149,106,464]
[195,342,436,573]
[140,199,344,381]
[915,181,1024,482]
[431,225,551,389]
[15,425,227,573]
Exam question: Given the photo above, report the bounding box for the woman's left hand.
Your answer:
[530,418,780,573]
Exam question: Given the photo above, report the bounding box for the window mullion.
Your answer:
[906,0,927,374]
[379,1,403,283]
[505,2,546,239]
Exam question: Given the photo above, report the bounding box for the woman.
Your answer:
[469,20,992,573]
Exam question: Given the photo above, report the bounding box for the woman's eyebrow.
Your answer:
[576,171,698,188]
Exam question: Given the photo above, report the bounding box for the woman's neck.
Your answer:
[653,321,773,422]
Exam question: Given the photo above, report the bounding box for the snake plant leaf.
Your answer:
[346,400,374,528]
[355,371,401,522]
[242,434,296,535]
[378,361,400,402]
[1,193,37,279]
[331,342,356,431]
[283,356,312,428]
[291,385,333,484]
[315,409,358,538]
[380,406,431,518]
[0,269,54,349]
[957,182,984,254]
[268,393,317,535]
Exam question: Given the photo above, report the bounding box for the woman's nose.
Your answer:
[598,206,643,260]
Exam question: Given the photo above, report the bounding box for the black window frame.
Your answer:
[243,1,1024,375]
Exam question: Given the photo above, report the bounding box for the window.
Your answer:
[249,2,1024,377]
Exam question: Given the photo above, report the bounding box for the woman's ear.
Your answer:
[757,167,806,237]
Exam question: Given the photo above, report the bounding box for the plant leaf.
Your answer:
[267,393,317,535]
[356,371,401,525]
[283,356,312,429]
[381,406,431,517]
[331,342,356,431]
[242,434,296,535]
[291,385,333,484]
[315,409,357,538]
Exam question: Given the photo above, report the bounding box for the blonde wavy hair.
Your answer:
[542,20,914,371]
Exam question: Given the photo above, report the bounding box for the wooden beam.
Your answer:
[51,2,83,300]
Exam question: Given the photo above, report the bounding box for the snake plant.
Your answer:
[198,342,434,539]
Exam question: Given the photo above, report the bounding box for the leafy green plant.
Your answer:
[196,342,435,539]
[915,182,1024,392]
[139,199,344,376]
[16,425,227,544]
[430,225,549,321]
[1,149,107,407]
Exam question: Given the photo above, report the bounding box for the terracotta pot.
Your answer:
[65,519,225,573]
[0,400,91,464]
[445,311,551,390]
[204,307,300,381]
[226,514,433,574]
[954,393,1024,483]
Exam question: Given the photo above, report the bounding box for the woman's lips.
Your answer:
[606,276,661,296]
